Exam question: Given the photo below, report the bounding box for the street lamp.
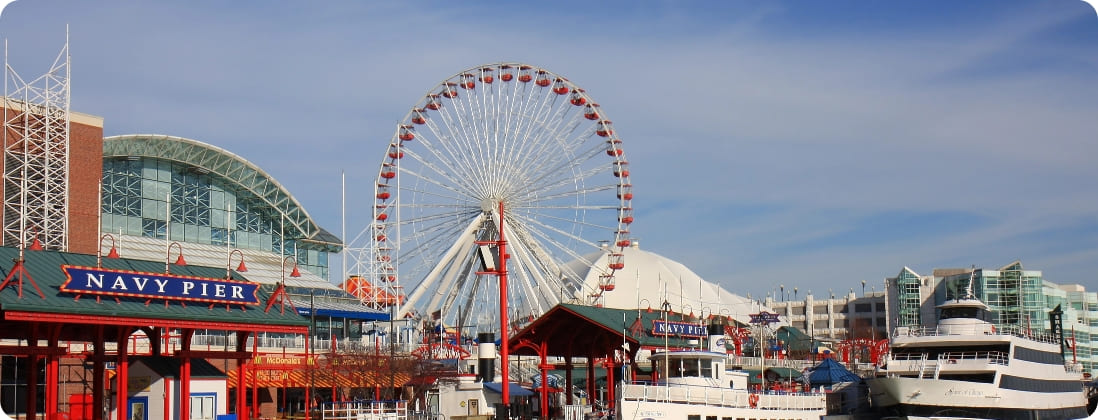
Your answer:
[793,287,798,301]
[780,284,785,302]
[862,280,866,297]
[166,242,186,274]
[97,233,120,267]
[226,249,248,279]
[282,255,302,281]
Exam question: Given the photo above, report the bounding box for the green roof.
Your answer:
[0,247,310,337]
[510,304,752,358]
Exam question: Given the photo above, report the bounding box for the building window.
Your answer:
[190,393,216,420]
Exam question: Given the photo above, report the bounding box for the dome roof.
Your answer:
[563,242,778,326]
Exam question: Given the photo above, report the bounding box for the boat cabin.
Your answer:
[936,298,995,335]
[649,350,726,388]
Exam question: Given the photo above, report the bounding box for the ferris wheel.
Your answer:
[354,62,634,331]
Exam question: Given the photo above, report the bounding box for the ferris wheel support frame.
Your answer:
[424,238,479,318]
[397,215,484,317]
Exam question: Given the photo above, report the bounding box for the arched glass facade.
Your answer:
[101,157,329,279]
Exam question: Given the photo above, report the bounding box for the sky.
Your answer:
[0,0,1096,302]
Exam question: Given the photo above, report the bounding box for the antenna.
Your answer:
[964,265,976,300]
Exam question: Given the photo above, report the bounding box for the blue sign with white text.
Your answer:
[60,265,260,305]
[651,320,707,338]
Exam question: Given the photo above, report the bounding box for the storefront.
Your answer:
[0,246,309,420]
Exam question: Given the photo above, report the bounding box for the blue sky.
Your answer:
[1,0,1096,301]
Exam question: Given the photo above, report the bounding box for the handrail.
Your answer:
[893,324,1060,344]
[620,382,826,412]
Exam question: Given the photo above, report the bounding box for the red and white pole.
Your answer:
[498,200,510,405]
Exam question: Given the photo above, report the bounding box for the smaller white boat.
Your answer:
[618,337,828,420]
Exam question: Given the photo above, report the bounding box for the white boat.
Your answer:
[868,294,1089,419]
[618,341,828,420]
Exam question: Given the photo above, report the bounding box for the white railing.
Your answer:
[620,382,826,412]
[318,400,408,420]
[893,325,1060,344]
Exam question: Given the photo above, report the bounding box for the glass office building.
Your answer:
[100,134,340,279]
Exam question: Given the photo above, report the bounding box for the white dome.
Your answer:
[563,242,778,326]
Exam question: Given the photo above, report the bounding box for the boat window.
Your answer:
[941,306,981,319]
[701,358,713,378]
[682,358,700,377]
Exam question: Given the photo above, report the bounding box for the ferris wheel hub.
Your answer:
[480,199,501,213]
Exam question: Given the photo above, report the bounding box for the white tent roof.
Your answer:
[563,241,778,326]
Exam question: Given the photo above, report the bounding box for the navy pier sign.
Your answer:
[60,265,261,305]
[651,320,707,338]
[750,312,780,325]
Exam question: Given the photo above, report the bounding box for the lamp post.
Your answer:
[227,249,248,279]
[861,280,866,298]
[780,284,785,302]
[97,233,119,267]
[166,242,185,274]
[283,255,302,280]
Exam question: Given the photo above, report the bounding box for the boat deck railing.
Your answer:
[892,350,1010,366]
[316,400,408,420]
[619,382,827,412]
[893,324,1060,344]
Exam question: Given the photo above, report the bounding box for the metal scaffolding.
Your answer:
[3,34,71,250]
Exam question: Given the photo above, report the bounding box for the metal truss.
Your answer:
[3,37,71,250]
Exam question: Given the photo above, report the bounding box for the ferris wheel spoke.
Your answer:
[507,222,594,293]
[511,212,611,258]
[402,143,484,198]
[507,236,570,305]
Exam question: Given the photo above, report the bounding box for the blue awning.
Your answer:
[483,382,534,397]
[295,300,389,321]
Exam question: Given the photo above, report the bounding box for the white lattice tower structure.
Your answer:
[3,37,71,250]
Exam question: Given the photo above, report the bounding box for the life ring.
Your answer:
[748,393,759,408]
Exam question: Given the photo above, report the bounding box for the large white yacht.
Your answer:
[868,293,1089,419]
[617,336,828,420]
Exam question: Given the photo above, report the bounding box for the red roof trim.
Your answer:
[2,310,307,334]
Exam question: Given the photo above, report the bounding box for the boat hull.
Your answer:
[868,376,1088,420]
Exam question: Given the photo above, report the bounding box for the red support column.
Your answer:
[236,330,251,420]
[304,332,311,420]
[46,327,60,420]
[237,357,247,419]
[252,332,259,420]
[564,358,573,405]
[604,359,615,415]
[538,360,551,420]
[586,358,595,408]
[163,378,171,420]
[180,328,194,420]
[116,330,131,420]
[26,324,39,420]
[92,326,105,420]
